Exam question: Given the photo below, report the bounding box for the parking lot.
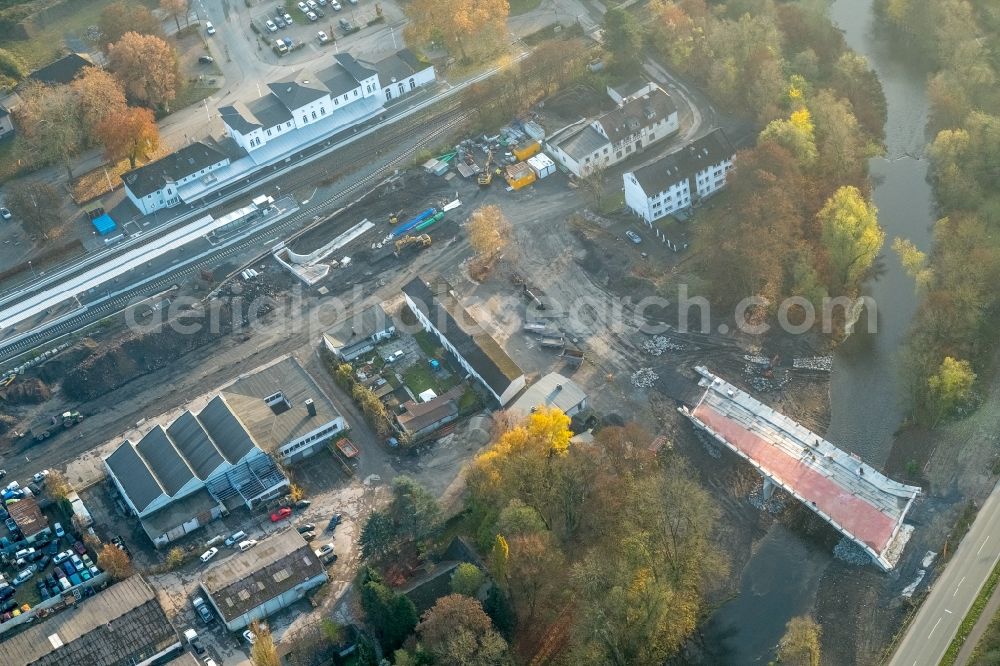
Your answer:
[251,0,382,57]
[0,475,103,630]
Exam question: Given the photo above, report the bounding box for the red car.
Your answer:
[73,541,86,555]
[270,507,292,522]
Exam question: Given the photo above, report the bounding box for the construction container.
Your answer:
[513,141,541,162]
[523,121,546,142]
[505,162,537,190]
[527,153,556,179]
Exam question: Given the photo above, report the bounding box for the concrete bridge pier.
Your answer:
[761,477,776,501]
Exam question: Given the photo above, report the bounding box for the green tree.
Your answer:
[389,475,442,545]
[451,562,486,597]
[758,109,817,166]
[417,594,511,666]
[926,356,976,425]
[892,237,933,289]
[818,186,884,295]
[495,499,546,538]
[603,7,644,74]
[359,510,396,560]
[777,616,821,666]
[358,566,418,653]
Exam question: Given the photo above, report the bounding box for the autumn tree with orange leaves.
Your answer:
[71,68,127,144]
[96,106,160,168]
[403,0,509,62]
[108,32,180,110]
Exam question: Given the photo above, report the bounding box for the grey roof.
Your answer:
[198,395,258,462]
[267,78,328,112]
[0,576,177,666]
[140,487,220,539]
[221,94,294,134]
[134,426,195,496]
[322,304,394,351]
[630,128,735,197]
[403,277,524,400]
[334,53,376,82]
[105,396,260,513]
[396,386,462,435]
[29,53,92,86]
[201,530,325,622]
[596,86,676,144]
[0,105,9,118]
[370,49,427,85]
[509,372,587,416]
[553,124,608,161]
[314,62,359,98]
[106,443,165,513]
[166,411,226,479]
[609,77,650,100]
[221,357,343,453]
[122,141,228,198]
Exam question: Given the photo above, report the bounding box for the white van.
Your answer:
[238,539,258,552]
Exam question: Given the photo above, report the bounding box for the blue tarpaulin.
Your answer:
[91,213,116,235]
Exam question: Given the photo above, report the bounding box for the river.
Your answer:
[699,0,937,662]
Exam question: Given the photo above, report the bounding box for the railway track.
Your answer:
[0,110,471,365]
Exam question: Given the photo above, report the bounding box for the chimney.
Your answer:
[305,399,316,417]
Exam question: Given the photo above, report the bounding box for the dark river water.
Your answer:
[699,0,937,662]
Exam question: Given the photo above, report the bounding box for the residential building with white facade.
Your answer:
[623,128,736,224]
[546,84,678,177]
[403,276,526,406]
[122,141,231,215]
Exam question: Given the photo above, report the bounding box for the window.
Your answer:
[409,78,416,90]
[604,147,609,154]
[343,94,348,101]
[266,129,272,136]
[386,89,392,101]
[616,151,623,159]
[286,121,292,128]
[320,107,326,115]
[625,145,631,154]
[398,82,404,95]
[311,110,317,119]
[302,116,307,124]
[649,133,655,141]
[354,90,358,97]
[334,97,339,106]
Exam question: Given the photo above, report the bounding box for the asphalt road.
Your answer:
[889,480,1000,666]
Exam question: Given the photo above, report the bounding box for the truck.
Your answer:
[184,628,206,655]
[25,411,84,442]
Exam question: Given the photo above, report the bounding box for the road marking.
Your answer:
[928,617,943,638]
[979,535,991,555]
[955,577,966,596]
[945,609,953,614]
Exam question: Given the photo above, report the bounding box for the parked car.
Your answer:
[224,531,247,547]
[238,540,258,552]
[199,547,219,563]
[322,552,338,565]
[274,16,285,28]
[12,569,33,585]
[625,229,642,244]
[193,597,214,623]
[0,209,10,221]
[265,19,277,32]
[37,555,50,570]
[297,523,315,533]
[282,10,293,22]
[71,555,84,571]
[5,518,18,532]
[306,0,317,8]
[306,10,317,21]
[243,629,256,644]
[314,543,334,557]
[73,541,86,555]
[53,550,71,564]
[205,21,215,35]
[274,39,288,53]
[295,499,311,509]
[325,513,342,532]
[313,7,324,16]
[301,531,316,541]
[270,507,292,522]
[47,541,59,556]
[282,37,292,48]
[31,470,48,484]
[53,522,64,538]
[338,18,353,31]
[330,0,341,9]
[198,55,214,64]
[296,1,308,11]
[317,30,330,44]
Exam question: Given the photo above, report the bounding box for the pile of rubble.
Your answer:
[631,368,658,388]
[793,356,833,372]
[833,537,872,567]
[642,336,686,356]
[749,483,787,514]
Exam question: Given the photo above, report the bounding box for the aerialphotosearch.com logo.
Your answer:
[123,283,878,340]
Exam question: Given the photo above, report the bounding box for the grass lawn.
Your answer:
[0,137,31,185]
[402,362,457,397]
[6,0,122,70]
[414,330,443,359]
[509,0,544,15]
[167,82,220,118]
[971,606,1000,665]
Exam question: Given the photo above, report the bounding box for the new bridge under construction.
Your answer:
[681,366,921,571]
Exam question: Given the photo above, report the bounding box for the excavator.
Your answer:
[478,150,494,186]
[393,234,432,256]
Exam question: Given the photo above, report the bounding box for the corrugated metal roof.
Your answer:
[0,576,176,666]
[509,372,587,416]
[105,443,165,513]
[166,411,226,480]
[134,426,196,496]
[198,396,257,463]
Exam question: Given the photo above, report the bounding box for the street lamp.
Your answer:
[28,261,36,278]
